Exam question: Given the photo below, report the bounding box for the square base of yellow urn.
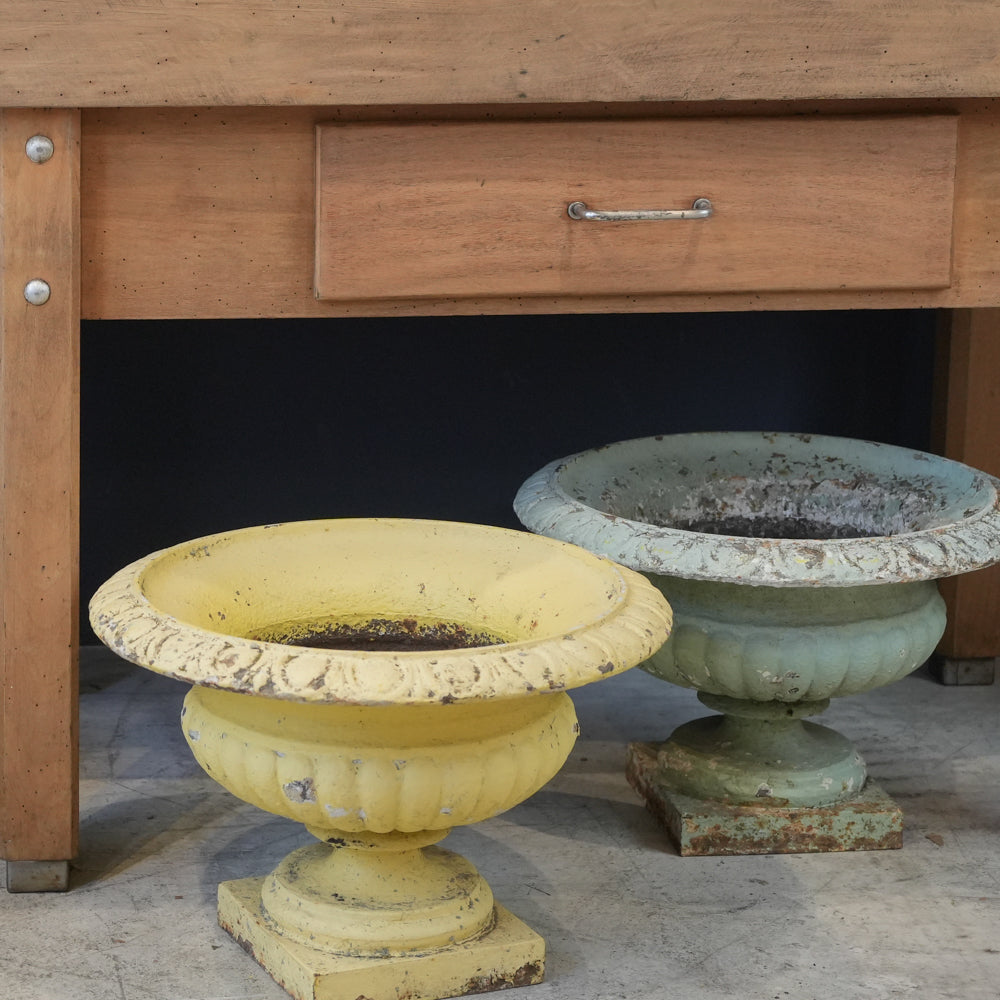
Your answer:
[218,877,545,1000]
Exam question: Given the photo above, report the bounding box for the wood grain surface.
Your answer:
[0,110,81,861]
[2,2,1000,107]
[315,115,956,301]
[80,104,1000,318]
[934,309,1000,660]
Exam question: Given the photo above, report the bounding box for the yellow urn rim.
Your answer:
[89,517,672,705]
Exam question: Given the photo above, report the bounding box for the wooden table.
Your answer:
[3,1,1000,890]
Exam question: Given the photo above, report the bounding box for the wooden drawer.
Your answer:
[315,115,957,301]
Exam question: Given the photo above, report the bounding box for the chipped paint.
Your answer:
[627,741,903,856]
[89,518,671,705]
[516,431,1000,854]
[515,431,1000,588]
[282,778,317,804]
[89,517,672,995]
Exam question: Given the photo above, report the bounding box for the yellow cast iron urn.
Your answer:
[90,518,672,1000]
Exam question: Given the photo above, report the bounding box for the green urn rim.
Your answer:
[514,431,1000,587]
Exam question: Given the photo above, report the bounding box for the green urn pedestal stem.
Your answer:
[662,694,863,805]
[515,432,1000,855]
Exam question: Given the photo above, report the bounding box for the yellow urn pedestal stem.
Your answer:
[89,518,673,1000]
[261,834,496,955]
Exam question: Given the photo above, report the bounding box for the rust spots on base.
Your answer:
[626,740,904,856]
[684,820,902,856]
[225,928,298,999]
[462,961,544,994]
[223,913,544,999]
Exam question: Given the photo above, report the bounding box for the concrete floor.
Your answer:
[2,645,998,1000]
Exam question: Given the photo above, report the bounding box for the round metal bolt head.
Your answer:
[24,279,51,305]
[25,135,54,164]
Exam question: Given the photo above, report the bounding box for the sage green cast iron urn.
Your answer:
[514,432,1000,855]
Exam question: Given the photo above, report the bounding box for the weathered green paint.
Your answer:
[637,574,944,823]
[515,431,1000,855]
[515,431,1000,588]
[645,576,946,702]
[627,741,903,856]
[657,696,866,807]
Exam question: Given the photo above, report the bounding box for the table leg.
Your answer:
[0,109,81,888]
[932,308,1000,684]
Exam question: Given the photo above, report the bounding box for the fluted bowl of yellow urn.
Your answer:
[90,518,671,1000]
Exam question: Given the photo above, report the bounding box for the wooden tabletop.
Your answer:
[3,1,1000,108]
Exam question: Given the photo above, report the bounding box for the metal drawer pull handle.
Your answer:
[567,198,712,221]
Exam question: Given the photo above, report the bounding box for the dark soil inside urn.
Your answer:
[250,617,507,652]
[667,515,883,540]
